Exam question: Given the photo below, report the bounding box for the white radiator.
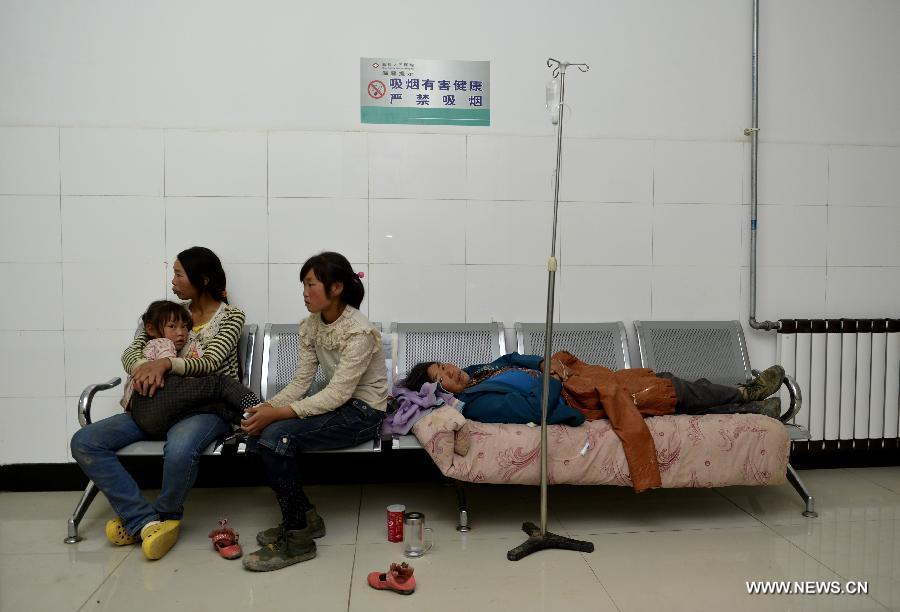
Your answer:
[777,319,900,442]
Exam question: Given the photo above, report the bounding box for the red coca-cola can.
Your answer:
[386,504,406,542]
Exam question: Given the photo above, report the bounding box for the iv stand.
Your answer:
[507,58,594,561]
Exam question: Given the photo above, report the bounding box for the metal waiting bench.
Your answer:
[515,322,631,370]
[65,324,258,543]
[389,322,507,450]
[390,322,635,530]
[388,322,506,530]
[633,320,816,517]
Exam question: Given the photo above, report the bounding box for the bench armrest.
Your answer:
[77,378,122,427]
[779,373,802,424]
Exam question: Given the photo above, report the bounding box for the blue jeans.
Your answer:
[70,412,230,535]
[246,399,384,459]
[246,399,383,527]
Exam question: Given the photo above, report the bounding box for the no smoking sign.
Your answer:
[367,80,386,99]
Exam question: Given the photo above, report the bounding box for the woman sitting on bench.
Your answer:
[71,246,244,561]
[401,353,784,492]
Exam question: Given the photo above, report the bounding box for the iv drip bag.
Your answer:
[546,79,560,125]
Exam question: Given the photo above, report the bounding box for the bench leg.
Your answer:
[64,481,100,544]
[786,463,818,518]
[454,479,470,532]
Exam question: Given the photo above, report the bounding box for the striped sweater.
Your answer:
[122,301,245,380]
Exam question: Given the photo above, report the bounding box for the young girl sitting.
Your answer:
[240,252,388,572]
[124,300,260,436]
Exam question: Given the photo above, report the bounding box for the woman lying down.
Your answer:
[394,352,785,492]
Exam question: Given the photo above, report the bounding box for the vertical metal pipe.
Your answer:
[747,0,779,332]
[538,65,567,535]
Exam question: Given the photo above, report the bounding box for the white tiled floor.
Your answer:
[2,467,899,611]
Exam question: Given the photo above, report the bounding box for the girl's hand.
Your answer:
[241,403,295,436]
[131,358,172,397]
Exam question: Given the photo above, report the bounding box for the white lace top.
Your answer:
[268,306,389,417]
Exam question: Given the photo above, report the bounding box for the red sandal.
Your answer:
[208,519,243,560]
[367,562,416,595]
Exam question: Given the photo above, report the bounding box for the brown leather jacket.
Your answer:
[554,351,677,492]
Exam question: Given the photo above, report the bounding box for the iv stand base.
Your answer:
[507,522,594,561]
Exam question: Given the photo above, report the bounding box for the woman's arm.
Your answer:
[121,328,151,374]
[465,353,544,376]
[488,352,571,380]
[241,319,322,435]
[123,329,172,397]
[168,308,245,377]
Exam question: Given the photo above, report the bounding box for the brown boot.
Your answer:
[739,365,784,401]
[255,507,326,546]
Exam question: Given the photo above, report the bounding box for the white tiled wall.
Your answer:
[369,134,467,200]
[1,125,898,464]
[268,132,368,198]
[650,266,742,320]
[371,200,466,265]
[466,136,554,201]
[62,196,165,263]
[60,128,163,196]
[269,198,369,263]
[560,139,654,203]
[0,398,69,464]
[828,146,900,206]
[0,196,62,262]
[467,201,553,266]
[1,0,898,467]
[0,264,63,330]
[164,197,268,263]
[654,141,743,205]
[164,131,267,197]
[560,203,652,266]
[0,127,60,195]
[369,264,466,323]
[756,144,828,205]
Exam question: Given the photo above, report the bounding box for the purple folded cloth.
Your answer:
[383,381,464,436]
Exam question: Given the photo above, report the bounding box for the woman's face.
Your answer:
[171,260,198,301]
[302,269,342,314]
[426,362,470,394]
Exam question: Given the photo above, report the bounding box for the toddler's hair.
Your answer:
[141,300,192,337]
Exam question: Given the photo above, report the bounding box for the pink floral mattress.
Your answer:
[411,407,790,488]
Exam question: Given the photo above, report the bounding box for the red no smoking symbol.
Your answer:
[367,80,386,99]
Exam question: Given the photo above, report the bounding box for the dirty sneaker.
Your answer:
[256,507,326,546]
[243,529,316,572]
[739,365,785,401]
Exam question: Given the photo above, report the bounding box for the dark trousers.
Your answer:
[246,399,384,528]
[130,374,257,436]
[657,372,743,414]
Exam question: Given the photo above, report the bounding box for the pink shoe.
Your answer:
[208,519,242,560]
[367,562,416,595]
